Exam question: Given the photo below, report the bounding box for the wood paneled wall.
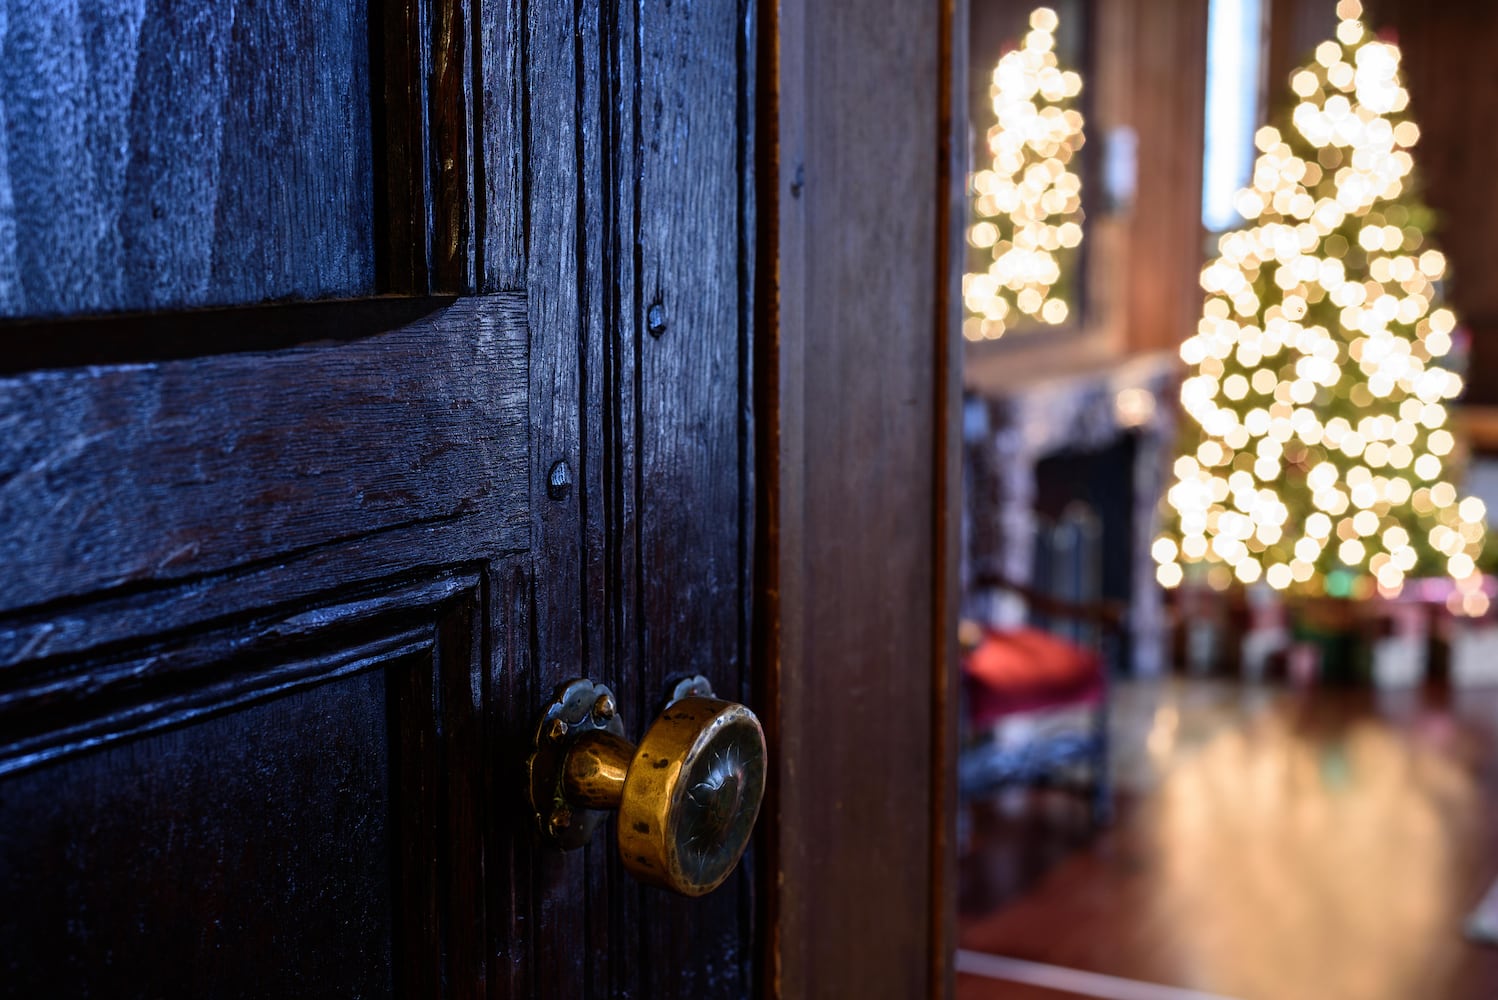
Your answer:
[964,0,1498,392]
[1361,0,1498,407]
[1122,0,1493,368]
[1267,0,1336,114]
[965,0,1208,393]
[1271,0,1498,407]
[1108,0,1210,357]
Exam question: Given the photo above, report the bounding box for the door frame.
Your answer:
[755,0,964,995]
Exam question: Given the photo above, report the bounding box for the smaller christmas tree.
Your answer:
[1154,0,1489,611]
[963,6,1085,342]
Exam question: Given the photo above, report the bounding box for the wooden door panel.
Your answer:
[1,673,397,998]
[0,572,488,998]
[0,0,766,992]
[0,294,521,995]
[0,0,378,319]
[0,293,527,625]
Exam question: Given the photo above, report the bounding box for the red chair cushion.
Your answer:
[963,626,1104,727]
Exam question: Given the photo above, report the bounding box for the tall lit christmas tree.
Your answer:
[963,6,1085,342]
[1154,0,1489,609]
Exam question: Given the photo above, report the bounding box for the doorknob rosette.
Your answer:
[526,676,766,897]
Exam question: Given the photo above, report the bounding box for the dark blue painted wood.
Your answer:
[0,294,528,618]
[0,572,487,998]
[0,0,765,994]
[0,0,376,318]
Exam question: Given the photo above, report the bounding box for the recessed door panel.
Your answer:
[0,0,377,319]
[0,670,397,998]
[0,576,484,999]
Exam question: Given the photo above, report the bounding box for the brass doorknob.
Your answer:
[526,676,766,897]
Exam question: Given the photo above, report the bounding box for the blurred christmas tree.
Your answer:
[963,6,1085,342]
[1154,0,1489,608]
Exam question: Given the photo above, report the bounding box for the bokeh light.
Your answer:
[1154,0,1488,603]
[963,7,1086,342]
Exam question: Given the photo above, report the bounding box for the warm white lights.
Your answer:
[963,7,1085,342]
[1156,0,1488,602]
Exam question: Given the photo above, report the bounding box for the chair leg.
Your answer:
[1090,704,1112,827]
[1090,750,1112,826]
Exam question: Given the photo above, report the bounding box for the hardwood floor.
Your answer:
[957,680,1498,1000]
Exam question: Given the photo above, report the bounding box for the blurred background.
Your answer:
[955,2,1498,998]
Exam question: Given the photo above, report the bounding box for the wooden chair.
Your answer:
[959,570,1124,824]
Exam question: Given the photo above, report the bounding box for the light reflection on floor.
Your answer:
[958,680,1498,1000]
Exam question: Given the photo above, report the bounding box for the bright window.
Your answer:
[1202,0,1266,231]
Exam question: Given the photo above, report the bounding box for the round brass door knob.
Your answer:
[526,676,766,897]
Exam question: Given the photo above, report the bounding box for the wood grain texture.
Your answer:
[519,0,756,993]
[1,672,398,997]
[431,0,477,292]
[935,0,967,995]
[635,0,755,992]
[0,295,454,375]
[0,0,376,318]
[0,569,476,768]
[0,0,766,992]
[377,0,433,293]
[488,554,536,1000]
[379,0,508,296]
[477,0,526,291]
[0,294,528,616]
[436,585,488,1000]
[572,3,629,995]
[0,573,485,998]
[763,0,945,995]
[521,0,590,993]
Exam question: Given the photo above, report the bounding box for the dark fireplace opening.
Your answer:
[1032,433,1138,670]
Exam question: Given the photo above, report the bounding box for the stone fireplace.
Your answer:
[963,353,1178,676]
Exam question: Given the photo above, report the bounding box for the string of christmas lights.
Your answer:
[963,6,1085,342]
[1155,0,1489,614]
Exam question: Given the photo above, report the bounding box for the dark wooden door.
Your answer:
[0,0,755,996]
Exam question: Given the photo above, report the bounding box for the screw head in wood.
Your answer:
[547,459,573,500]
[647,302,668,338]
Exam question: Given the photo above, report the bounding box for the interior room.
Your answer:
[956,1,1498,998]
[4,0,1497,995]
